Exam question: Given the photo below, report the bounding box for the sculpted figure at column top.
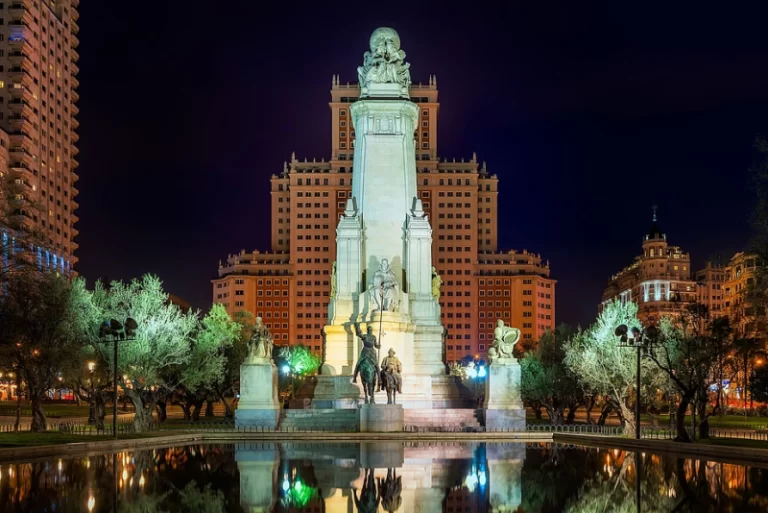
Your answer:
[357,27,412,94]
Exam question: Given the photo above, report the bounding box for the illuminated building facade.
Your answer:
[721,252,761,335]
[213,78,555,361]
[695,261,726,319]
[601,211,697,324]
[0,0,80,273]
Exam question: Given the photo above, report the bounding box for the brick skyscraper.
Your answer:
[0,1,79,272]
[214,77,555,362]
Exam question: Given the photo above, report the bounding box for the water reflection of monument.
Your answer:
[235,442,525,512]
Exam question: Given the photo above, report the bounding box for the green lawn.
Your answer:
[0,404,92,418]
[0,403,137,419]
[0,431,169,448]
[697,437,768,450]
[646,414,768,430]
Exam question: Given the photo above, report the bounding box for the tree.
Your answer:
[173,304,240,421]
[563,300,648,436]
[211,310,254,418]
[91,275,199,432]
[732,337,765,411]
[0,272,96,431]
[644,313,734,442]
[276,344,322,376]
[520,326,581,425]
[61,345,114,430]
[751,364,768,404]
[275,344,322,401]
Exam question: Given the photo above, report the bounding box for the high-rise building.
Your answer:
[601,210,697,323]
[0,0,79,272]
[213,78,555,361]
[721,252,761,335]
[695,261,726,318]
[695,251,762,335]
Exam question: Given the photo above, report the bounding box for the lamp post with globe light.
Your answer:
[615,324,659,440]
[99,318,138,439]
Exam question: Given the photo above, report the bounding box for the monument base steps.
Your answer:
[278,409,359,432]
[404,408,483,432]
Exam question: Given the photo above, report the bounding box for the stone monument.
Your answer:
[317,27,473,415]
[236,444,279,512]
[484,319,525,431]
[235,317,280,429]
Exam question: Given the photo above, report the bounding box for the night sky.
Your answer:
[74,2,768,327]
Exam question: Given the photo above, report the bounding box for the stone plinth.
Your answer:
[484,360,525,432]
[486,443,525,512]
[235,444,279,513]
[359,441,405,468]
[235,360,280,429]
[359,404,404,432]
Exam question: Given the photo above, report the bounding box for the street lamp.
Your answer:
[99,318,138,439]
[87,361,96,425]
[615,324,659,440]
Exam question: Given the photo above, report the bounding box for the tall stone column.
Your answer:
[350,99,419,291]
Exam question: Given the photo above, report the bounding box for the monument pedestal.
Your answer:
[484,360,525,431]
[235,359,280,429]
[236,444,279,513]
[359,404,404,432]
[359,441,405,467]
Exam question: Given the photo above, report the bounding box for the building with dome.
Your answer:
[601,208,697,323]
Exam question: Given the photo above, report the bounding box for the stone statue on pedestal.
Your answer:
[248,317,273,361]
[484,319,525,430]
[371,258,399,312]
[236,317,279,429]
[357,27,411,94]
[487,319,520,364]
[353,323,380,404]
[379,348,402,404]
[431,266,443,300]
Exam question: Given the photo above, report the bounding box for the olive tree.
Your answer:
[0,272,96,431]
[563,300,650,436]
[173,304,241,421]
[520,326,581,425]
[92,275,199,432]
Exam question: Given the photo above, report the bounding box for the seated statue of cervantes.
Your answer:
[371,259,399,312]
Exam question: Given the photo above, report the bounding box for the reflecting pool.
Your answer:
[0,441,767,512]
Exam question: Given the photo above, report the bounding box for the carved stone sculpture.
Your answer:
[431,266,443,300]
[357,27,411,95]
[330,261,338,298]
[379,348,402,404]
[487,319,520,364]
[248,316,273,361]
[371,258,399,311]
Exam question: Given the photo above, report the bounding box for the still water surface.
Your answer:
[0,442,766,512]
